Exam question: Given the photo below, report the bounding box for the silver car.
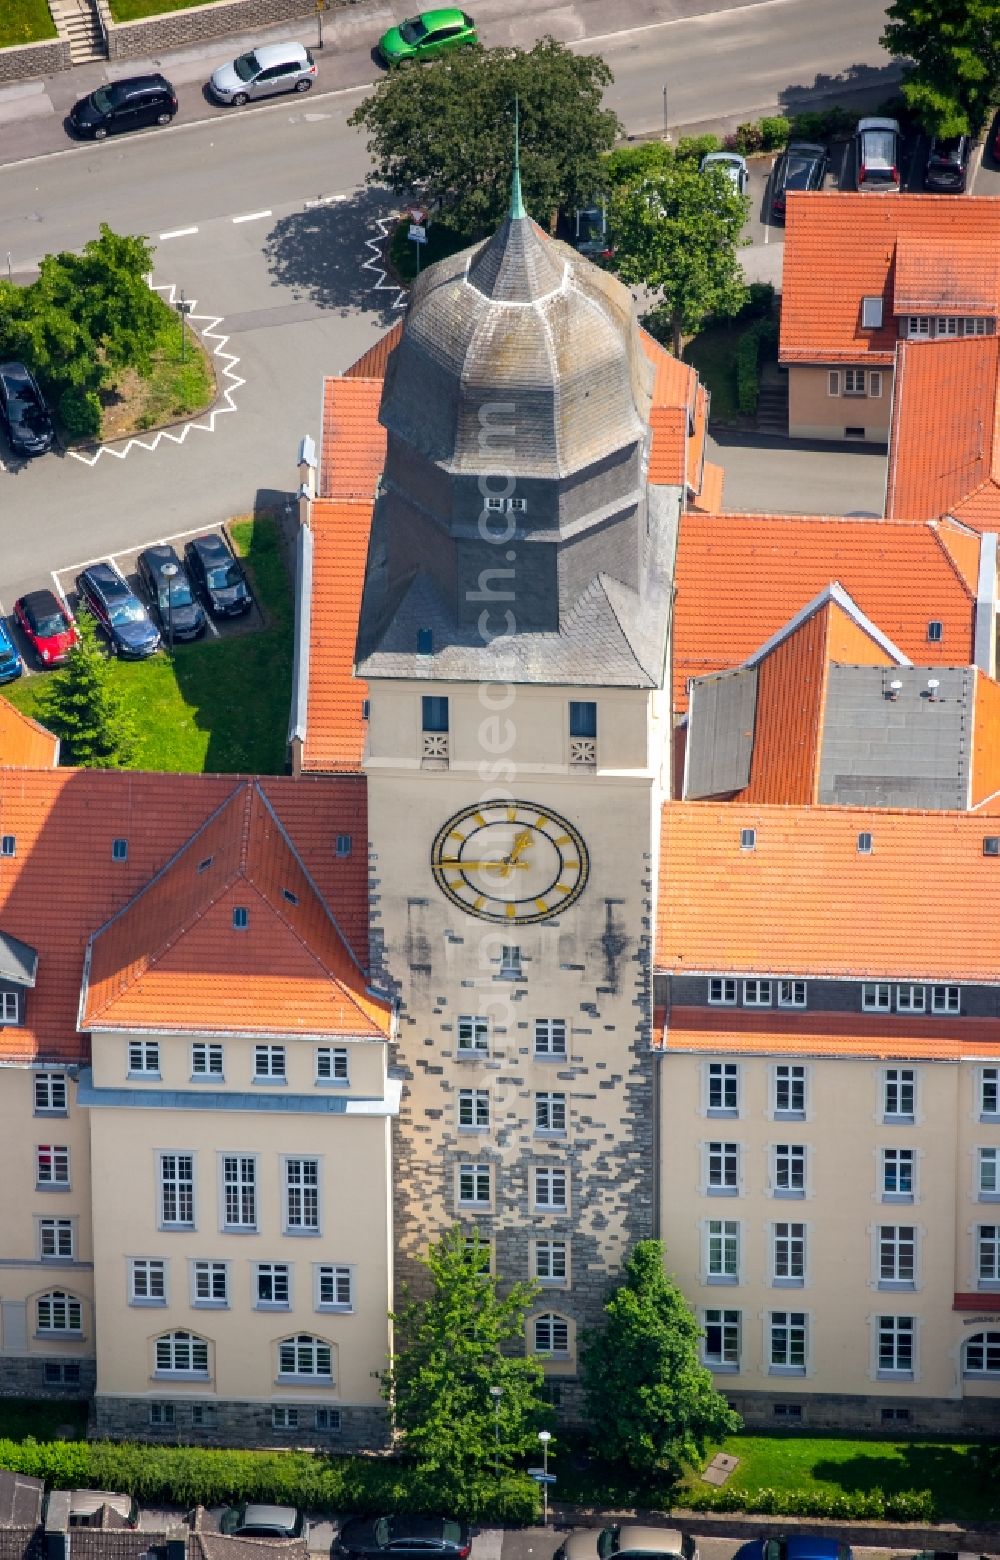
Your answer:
[210,41,316,106]
[700,151,749,197]
[555,1527,698,1560]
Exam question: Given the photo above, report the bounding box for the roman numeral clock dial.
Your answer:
[430,801,590,924]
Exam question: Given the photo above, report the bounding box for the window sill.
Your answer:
[35,1330,83,1341]
[221,1225,259,1235]
[39,1254,75,1263]
[707,1186,739,1197]
[458,1203,492,1212]
[159,1223,196,1233]
[456,1051,489,1062]
[189,1075,225,1085]
[882,1192,915,1204]
[882,1115,915,1126]
[316,1303,354,1313]
[497,971,523,981]
[255,1301,292,1311]
[534,1129,568,1140]
[876,1369,914,1381]
[774,1111,806,1122]
[276,1374,333,1386]
[192,1300,230,1310]
[977,1192,1000,1203]
[976,1281,1000,1291]
[284,1228,321,1238]
[768,1365,806,1376]
[253,1077,287,1087]
[706,1274,739,1285]
[153,1370,210,1382]
[129,1297,168,1308]
[127,1071,161,1082]
[980,1112,1000,1125]
[773,1188,805,1199]
[705,1360,740,1373]
[533,1206,567,1216]
[772,1276,805,1287]
[36,1183,72,1193]
[537,1277,568,1288]
[537,1351,571,1363]
[33,1109,69,1119]
[706,1109,739,1120]
[314,1078,349,1089]
[878,1280,916,1291]
[533,1053,568,1063]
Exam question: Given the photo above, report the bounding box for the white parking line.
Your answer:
[232,209,272,224]
[54,522,229,584]
[159,225,199,240]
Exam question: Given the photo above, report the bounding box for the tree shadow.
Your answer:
[812,1442,985,1518]
[262,184,405,323]
[777,61,903,117]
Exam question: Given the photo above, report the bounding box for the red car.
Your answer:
[14,588,78,666]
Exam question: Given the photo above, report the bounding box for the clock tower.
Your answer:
[355,151,681,1407]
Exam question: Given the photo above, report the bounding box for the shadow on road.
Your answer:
[776,60,902,117]
[262,185,404,322]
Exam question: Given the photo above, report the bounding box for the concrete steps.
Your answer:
[48,0,105,64]
[756,363,788,436]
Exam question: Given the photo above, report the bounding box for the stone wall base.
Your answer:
[724,1387,1000,1435]
[101,0,359,61]
[0,1356,95,1398]
[92,1395,389,1450]
[0,36,71,85]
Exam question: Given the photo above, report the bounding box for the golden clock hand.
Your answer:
[439,858,529,871]
[498,828,533,878]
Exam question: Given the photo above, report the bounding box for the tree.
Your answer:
[34,611,138,769]
[881,0,1000,136]
[384,1226,547,1497]
[609,153,748,356]
[581,1240,741,1483]
[349,38,620,238]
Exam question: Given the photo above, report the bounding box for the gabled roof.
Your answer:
[640,330,698,487]
[301,498,374,773]
[0,697,59,769]
[81,779,388,1037]
[886,336,1000,524]
[319,378,386,501]
[672,512,977,713]
[659,1006,1000,1062]
[780,193,1000,365]
[344,320,402,380]
[893,236,999,316]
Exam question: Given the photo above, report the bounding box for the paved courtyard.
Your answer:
[707,430,888,517]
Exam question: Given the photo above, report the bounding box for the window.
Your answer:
[707,1061,739,1115]
[534,1240,567,1283]
[39,1218,73,1259]
[160,1153,195,1228]
[896,984,926,1013]
[703,1308,740,1369]
[272,1406,299,1430]
[857,831,873,855]
[773,1402,802,1421]
[129,1259,166,1304]
[232,906,249,930]
[773,1144,806,1195]
[980,1067,999,1119]
[128,1040,160,1076]
[278,1333,333,1380]
[878,1225,916,1287]
[569,701,597,739]
[534,1313,569,1355]
[316,1046,348,1082]
[316,1265,353,1309]
[36,1291,82,1335]
[907,315,931,337]
[44,1361,81,1387]
[709,978,737,1005]
[315,1407,341,1432]
[222,1155,257,1230]
[707,1142,739,1194]
[0,991,20,1024]
[457,1015,489,1054]
[534,1019,567,1057]
[774,1065,806,1118]
[192,1260,229,1306]
[507,497,527,514]
[769,1310,807,1371]
[927,620,944,644]
[500,945,521,975]
[778,980,806,1008]
[881,1406,910,1424]
[282,888,299,906]
[877,1314,914,1376]
[191,1043,224,1077]
[459,1089,490,1128]
[535,1092,567,1134]
[335,833,352,858]
[963,1330,1000,1376]
[458,1163,491,1205]
[882,1148,915,1200]
[191,1403,217,1429]
[111,837,128,861]
[740,827,756,851]
[984,836,1000,857]
[255,1263,291,1307]
[828,369,842,396]
[155,1330,209,1377]
[883,1068,916,1122]
[534,1165,567,1211]
[707,1219,739,1281]
[285,1158,320,1233]
[36,1145,69,1188]
[773,1222,806,1283]
[931,985,959,1014]
[977,1225,1000,1285]
[150,1402,174,1428]
[863,983,891,1011]
[843,367,880,397]
[743,979,772,1006]
[254,1045,286,1082]
[0,834,15,856]
[979,1147,1000,1199]
[860,295,883,328]
[422,696,449,732]
[197,855,214,874]
[34,1072,68,1114]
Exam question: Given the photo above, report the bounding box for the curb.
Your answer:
[550,1505,1000,1552]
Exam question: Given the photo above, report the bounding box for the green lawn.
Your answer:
[0,0,57,46]
[5,515,293,775]
[109,0,215,17]
[389,216,472,284]
[0,1399,87,1440]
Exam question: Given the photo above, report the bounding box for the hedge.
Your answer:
[736,318,777,416]
[680,1484,936,1521]
[0,1440,539,1524]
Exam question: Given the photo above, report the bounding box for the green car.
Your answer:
[378,8,478,65]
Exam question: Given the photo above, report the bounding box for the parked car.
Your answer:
[220,1505,308,1540]
[700,150,749,197]
[210,41,317,106]
[0,618,23,686]
[68,74,177,139]
[65,1491,139,1529]
[555,1527,698,1560]
[183,531,252,618]
[335,1517,471,1560]
[925,133,971,192]
[855,116,902,192]
[136,544,207,642]
[770,141,828,217]
[0,361,54,457]
[572,202,613,259]
[377,8,477,65]
[733,1540,852,1560]
[13,589,78,667]
[75,562,161,659]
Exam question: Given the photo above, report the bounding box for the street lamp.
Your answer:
[489,1385,503,1476]
[161,560,178,654]
[538,1430,552,1527]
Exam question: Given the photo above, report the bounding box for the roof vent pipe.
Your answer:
[927,677,940,702]
[887,679,903,701]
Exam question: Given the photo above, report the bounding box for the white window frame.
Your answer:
[191,1042,224,1079]
[778,980,806,1008]
[931,985,960,1015]
[36,1290,83,1336]
[708,977,737,1006]
[221,1153,258,1232]
[154,1330,209,1379]
[272,1405,299,1431]
[149,1402,175,1428]
[277,1333,333,1382]
[706,1060,740,1117]
[316,1046,348,1083]
[38,1217,74,1260]
[863,983,891,1011]
[284,1156,321,1235]
[772,1143,806,1197]
[533,1164,567,1213]
[907,315,931,338]
[36,1144,70,1189]
[534,1018,567,1058]
[773,1064,807,1119]
[190,1259,229,1308]
[129,1258,167,1305]
[877,1223,917,1288]
[315,1264,354,1311]
[34,1072,68,1115]
[458,1162,492,1207]
[896,984,926,1014]
[535,1091,567,1135]
[979,1066,999,1121]
[706,1141,740,1196]
[768,1309,807,1373]
[458,1088,490,1129]
[128,1039,160,1077]
[743,979,772,1007]
[881,1147,915,1202]
[976,1223,1000,1287]
[883,1067,916,1123]
[254,1262,292,1309]
[963,1330,1000,1376]
[500,944,522,975]
[978,1146,1000,1201]
[534,1239,568,1285]
[876,1313,915,1378]
[457,1014,489,1055]
[533,1312,570,1357]
[706,1218,740,1283]
[828,369,841,397]
[253,1044,286,1083]
[771,1221,806,1285]
[703,1307,741,1371]
[159,1151,196,1230]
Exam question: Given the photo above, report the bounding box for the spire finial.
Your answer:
[510,96,525,221]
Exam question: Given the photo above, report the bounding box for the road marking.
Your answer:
[571,0,795,47]
[969,139,987,193]
[304,193,350,207]
[54,523,237,583]
[205,615,220,639]
[232,209,272,224]
[363,214,409,312]
[159,225,199,240]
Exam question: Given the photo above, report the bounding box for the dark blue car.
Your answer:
[0,618,24,684]
[75,561,161,659]
[735,1541,852,1560]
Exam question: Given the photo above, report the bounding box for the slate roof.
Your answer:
[659,1005,1000,1061]
[0,697,59,769]
[0,1473,42,1530]
[886,336,1000,526]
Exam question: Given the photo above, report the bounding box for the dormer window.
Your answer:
[232,907,249,930]
[0,835,15,857]
[507,497,527,513]
[1,991,21,1025]
[857,832,873,854]
[927,621,943,643]
[861,296,883,328]
[112,838,128,862]
[740,828,756,851]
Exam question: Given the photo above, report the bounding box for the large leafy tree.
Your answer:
[881,0,1000,135]
[581,1240,741,1483]
[384,1226,547,1496]
[34,611,138,769]
[609,149,748,356]
[349,38,620,238]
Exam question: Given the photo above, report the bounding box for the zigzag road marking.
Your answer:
[67,281,245,467]
[363,216,408,312]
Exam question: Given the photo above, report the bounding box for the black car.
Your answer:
[770,141,828,218]
[0,361,54,456]
[184,531,252,618]
[336,1517,471,1560]
[137,544,207,642]
[75,562,161,659]
[925,134,971,192]
[68,73,177,139]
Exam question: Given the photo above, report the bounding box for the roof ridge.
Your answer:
[926,517,977,602]
[742,581,910,670]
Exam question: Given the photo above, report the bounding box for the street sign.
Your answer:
[408,205,429,225]
[408,224,427,244]
[527,1470,557,1484]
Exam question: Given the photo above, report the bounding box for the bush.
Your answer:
[733,121,764,154]
[737,282,775,322]
[58,387,101,440]
[680,1483,936,1521]
[788,105,854,142]
[735,317,778,415]
[759,116,791,150]
[674,133,722,163]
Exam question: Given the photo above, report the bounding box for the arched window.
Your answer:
[277,1333,333,1379]
[36,1291,82,1334]
[963,1330,1000,1376]
[155,1329,209,1376]
[533,1312,570,1356]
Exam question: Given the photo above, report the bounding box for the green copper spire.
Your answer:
[510,96,525,220]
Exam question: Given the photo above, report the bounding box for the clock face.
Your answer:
[430,800,590,924]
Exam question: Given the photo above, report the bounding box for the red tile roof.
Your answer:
[319,378,386,501]
[641,331,698,486]
[690,460,724,514]
[0,697,59,769]
[660,1005,1000,1061]
[893,236,1000,316]
[344,320,403,380]
[301,499,374,774]
[886,337,1000,523]
[972,668,1000,807]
